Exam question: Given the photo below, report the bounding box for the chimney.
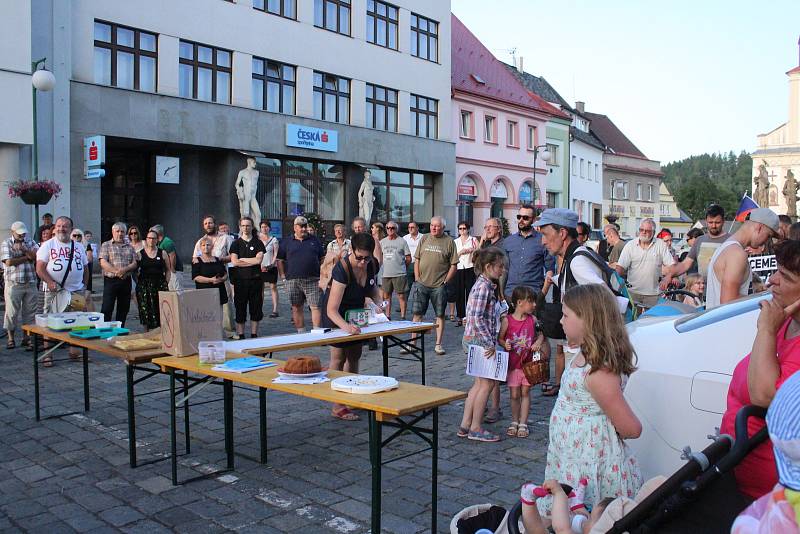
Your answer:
[519,56,524,73]
[575,101,585,113]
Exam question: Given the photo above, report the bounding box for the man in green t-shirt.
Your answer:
[410,216,457,355]
[151,224,182,289]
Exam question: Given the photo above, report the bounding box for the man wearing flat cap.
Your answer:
[1,222,39,349]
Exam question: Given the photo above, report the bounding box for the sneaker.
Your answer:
[269,312,279,318]
[467,429,500,442]
[434,344,445,355]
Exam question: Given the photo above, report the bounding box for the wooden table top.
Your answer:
[153,354,466,419]
[22,325,166,364]
[230,323,435,356]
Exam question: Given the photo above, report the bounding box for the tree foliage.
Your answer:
[662,151,752,220]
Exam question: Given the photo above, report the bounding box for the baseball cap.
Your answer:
[532,208,579,229]
[766,370,800,490]
[293,216,308,226]
[11,221,28,235]
[748,208,780,236]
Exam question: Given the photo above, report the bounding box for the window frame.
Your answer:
[366,0,398,50]
[178,39,232,103]
[314,0,351,35]
[252,56,296,114]
[365,83,398,132]
[93,20,158,91]
[507,121,519,148]
[410,93,438,139]
[546,143,558,166]
[410,12,439,62]
[636,182,643,201]
[571,155,577,176]
[484,115,496,144]
[313,70,351,124]
[252,0,297,19]
[459,110,473,139]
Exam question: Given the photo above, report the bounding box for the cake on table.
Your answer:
[283,355,322,374]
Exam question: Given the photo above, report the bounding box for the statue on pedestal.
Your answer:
[783,168,798,218]
[358,170,375,222]
[235,157,261,224]
[753,161,770,208]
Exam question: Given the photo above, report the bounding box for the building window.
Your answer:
[571,156,577,176]
[252,57,295,114]
[460,110,472,138]
[526,125,536,150]
[253,0,296,19]
[614,181,628,200]
[580,158,585,178]
[660,203,670,216]
[594,163,599,182]
[546,143,558,165]
[507,121,518,147]
[368,169,434,224]
[636,183,643,200]
[546,191,558,208]
[648,184,654,202]
[314,0,350,35]
[410,94,437,139]
[313,71,350,124]
[410,13,438,62]
[365,83,397,131]
[93,21,157,92]
[484,115,495,143]
[178,40,231,103]
[366,0,398,49]
[588,161,593,180]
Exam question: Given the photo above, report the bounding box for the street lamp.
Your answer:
[31,58,56,227]
[532,145,550,207]
[606,179,618,225]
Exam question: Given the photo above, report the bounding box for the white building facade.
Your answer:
[569,103,604,229]
[31,0,455,255]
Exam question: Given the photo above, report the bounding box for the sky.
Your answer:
[451,0,800,164]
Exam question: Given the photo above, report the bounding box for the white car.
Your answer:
[624,293,769,479]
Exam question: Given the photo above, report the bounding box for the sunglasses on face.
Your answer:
[577,233,587,237]
[387,227,397,231]
[72,234,82,238]
[458,227,467,230]
[296,223,308,228]
[517,215,532,221]
[354,253,371,263]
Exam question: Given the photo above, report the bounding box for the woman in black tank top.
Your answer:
[136,230,169,330]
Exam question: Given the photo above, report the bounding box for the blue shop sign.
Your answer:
[285,124,338,152]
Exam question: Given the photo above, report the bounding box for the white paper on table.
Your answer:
[271,376,331,385]
[465,344,509,381]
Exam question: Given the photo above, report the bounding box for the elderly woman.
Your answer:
[720,239,800,504]
[325,232,384,421]
[192,236,228,311]
[136,229,170,330]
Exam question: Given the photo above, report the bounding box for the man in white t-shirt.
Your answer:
[614,218,675,309]
[35,215,89,363]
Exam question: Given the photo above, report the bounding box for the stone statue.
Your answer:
[783,168,798,218]
[753,161,770,208]
[358,170,375,222]
[235,157,261,224]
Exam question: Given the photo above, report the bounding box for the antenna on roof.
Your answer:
[508,47,517,68]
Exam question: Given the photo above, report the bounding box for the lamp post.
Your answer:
[532,145,551,207]
[31,58,56,228]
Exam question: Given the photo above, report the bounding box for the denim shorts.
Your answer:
[410,282,447,318]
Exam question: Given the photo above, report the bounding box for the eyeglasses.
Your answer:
[128,231,138,236]
[516,215,532,221]
[639,228,654,234]
[72,234,82,238]
[353,254,371,263]
[577,233,587,237]
[387,226,397,231]
[458,227,467,230]
[296,223,308,228]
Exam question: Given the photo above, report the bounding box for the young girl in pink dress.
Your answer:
[499,285,544,438]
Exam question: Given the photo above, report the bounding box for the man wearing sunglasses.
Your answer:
[277,216,325,333]
[504,205,555,301]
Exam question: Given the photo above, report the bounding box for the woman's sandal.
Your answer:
[332,407,360,421]
[457,426,469,438]
[42,355,53,368]
[6,339,15,350]
[506,422,519,437]
[516,423,529,438]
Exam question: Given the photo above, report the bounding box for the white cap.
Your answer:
[10,221,28,235]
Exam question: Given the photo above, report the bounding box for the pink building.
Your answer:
[451,15,568,228]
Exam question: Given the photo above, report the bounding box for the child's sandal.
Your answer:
[516,423,529,438]
[506,422,519,436]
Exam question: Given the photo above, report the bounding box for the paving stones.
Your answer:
[0,291,553,532]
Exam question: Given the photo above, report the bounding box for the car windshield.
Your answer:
[674,292,771,333]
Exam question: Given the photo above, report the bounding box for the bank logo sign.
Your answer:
[286,124,338,152]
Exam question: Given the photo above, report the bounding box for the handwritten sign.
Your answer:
[158,289,222,357]
[466,344,509,381]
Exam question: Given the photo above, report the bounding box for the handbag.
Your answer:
[535,289,565,340]
[521,351,549,386]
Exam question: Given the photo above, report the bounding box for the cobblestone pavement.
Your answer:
[0,280,555,533]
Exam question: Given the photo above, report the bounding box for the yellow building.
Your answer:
[658,183,693,238]
[752,45,800,217]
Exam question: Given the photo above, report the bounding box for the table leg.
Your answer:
[420,331,426,385]
[259,387,267,464]
[183,370,191,454]
[432,407,439,533]
[170,369,178,485]
[382,335,389,377]
[369,411,382,533]
[82,347,90,412]
[33,333,40,421]
[126,365,137,468]
[223,379,234,469]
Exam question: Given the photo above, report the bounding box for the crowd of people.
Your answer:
[4,201,800,531]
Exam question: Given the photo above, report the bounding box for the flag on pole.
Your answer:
[734,194,759,222]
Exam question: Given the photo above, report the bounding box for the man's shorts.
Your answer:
[286,277,321,308]
[410,282,447,318]
[382,276,407,295]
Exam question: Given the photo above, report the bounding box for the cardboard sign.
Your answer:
[158,289,222,357]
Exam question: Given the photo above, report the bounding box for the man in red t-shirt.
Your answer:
[720,240,800,500]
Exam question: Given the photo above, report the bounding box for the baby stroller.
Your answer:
[506,404,768,534]
[639,288,703,319]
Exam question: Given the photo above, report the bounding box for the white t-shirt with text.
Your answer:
[36,238,89,292]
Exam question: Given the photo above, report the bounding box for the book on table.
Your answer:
[211,357,276,373]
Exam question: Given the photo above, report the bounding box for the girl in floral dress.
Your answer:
[537,283,643,516]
